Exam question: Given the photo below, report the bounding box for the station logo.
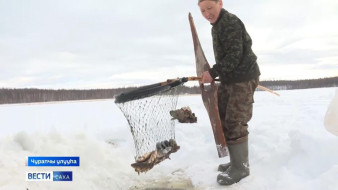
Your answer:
[26,156,79,182]
[26,171,72,181]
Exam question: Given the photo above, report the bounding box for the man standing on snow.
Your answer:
[198,0,260,185]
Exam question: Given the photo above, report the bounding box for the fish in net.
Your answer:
[115,78,189,173]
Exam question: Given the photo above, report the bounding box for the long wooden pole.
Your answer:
[186,76,280,97]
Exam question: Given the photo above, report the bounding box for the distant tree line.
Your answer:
[259,76,338,91]
[0,76,337,104]
[0,88,131,104]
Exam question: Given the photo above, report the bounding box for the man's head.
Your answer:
[198,0,223,24]
[198,0,219,3]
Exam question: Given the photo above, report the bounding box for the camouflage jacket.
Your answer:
[209,8,260,84]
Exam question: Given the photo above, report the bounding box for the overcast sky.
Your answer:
[1,0,337,89]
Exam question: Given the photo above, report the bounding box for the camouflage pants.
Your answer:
[217,78,259,144]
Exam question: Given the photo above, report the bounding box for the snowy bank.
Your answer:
[0,87,337,190]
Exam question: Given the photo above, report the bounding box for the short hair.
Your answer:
[198,0,219,4]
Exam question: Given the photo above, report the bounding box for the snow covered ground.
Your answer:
[0,87,337,190]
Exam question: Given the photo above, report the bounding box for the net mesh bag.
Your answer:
[115,78,186,158]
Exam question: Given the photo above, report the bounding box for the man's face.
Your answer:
[198,0,223,24]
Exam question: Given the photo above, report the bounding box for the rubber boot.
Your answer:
[218,162,231,172]
[217,139,249,185]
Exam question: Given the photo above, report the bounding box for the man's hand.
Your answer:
[201,71,213,83]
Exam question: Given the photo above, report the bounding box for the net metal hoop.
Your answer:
[114,77,188,103]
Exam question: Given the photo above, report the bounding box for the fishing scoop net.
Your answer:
[115,78,188,173]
